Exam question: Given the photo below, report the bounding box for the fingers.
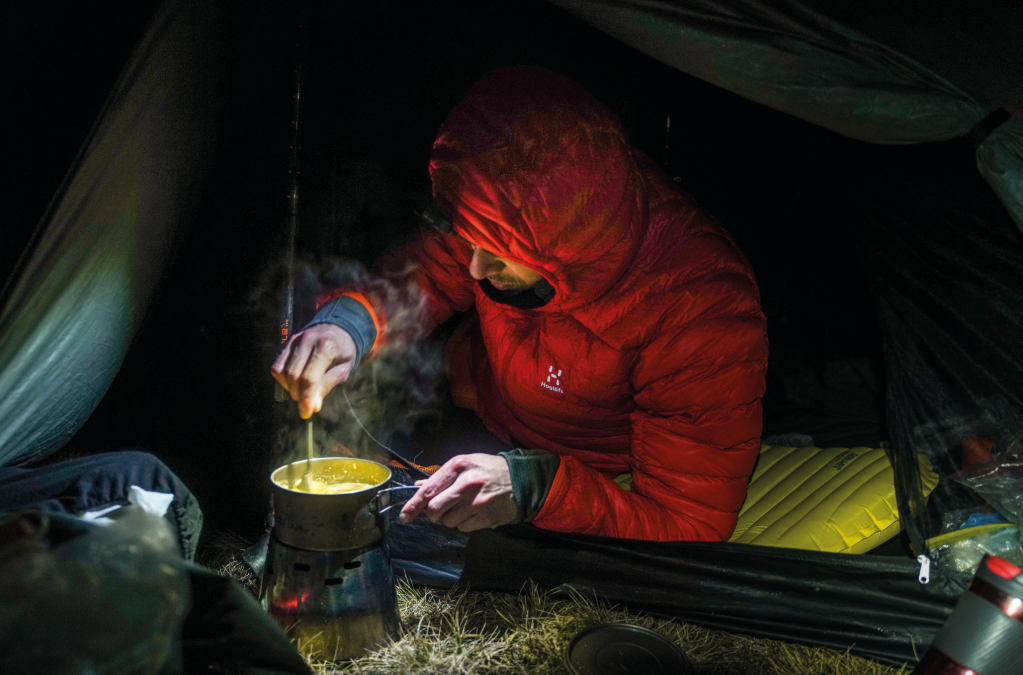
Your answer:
[297,341,345,418]
[400,475,484,529]
[269,326,357,418]
[419,482,505,532]
[434,495,486,530]
[426,476,480,526]
[399,463,459,524]
[270,337,295,376]
[270,353,290,389]
[270,333,311,404]
[317,361,354,410]
[271,333,313,397]
[397,454,515,530]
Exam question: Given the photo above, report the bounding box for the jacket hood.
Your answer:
[429,66,648,312]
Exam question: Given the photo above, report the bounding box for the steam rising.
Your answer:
[274,260,444,469]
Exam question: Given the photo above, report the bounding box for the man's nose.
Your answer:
[468,247,505,279]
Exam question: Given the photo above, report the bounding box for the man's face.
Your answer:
[467,244,544,292]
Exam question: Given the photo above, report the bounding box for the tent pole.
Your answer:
[274,7,308,402]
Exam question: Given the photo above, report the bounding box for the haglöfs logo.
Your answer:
[541,365,564,394]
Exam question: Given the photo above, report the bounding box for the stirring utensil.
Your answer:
[303,418,315,486]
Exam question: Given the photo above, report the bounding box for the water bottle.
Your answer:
[913,554,1023,675]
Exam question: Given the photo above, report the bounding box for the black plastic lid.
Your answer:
[564,624,692,675]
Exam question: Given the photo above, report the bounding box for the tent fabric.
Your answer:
[545,0,1023,556]
[977,119,1023,233]
[547,0,1023,233]
[843,137,1023,552]
[0,0,236,467]
[462,524,969,666]
[3,0,1021,667]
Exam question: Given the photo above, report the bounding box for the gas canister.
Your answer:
[913,555,1023,675]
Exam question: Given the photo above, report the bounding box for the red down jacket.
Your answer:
[383,68,767,541]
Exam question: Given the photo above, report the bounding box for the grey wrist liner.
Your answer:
[498,449,561,523]
[302,295,378,367]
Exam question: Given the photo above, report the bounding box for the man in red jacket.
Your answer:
[273,67,767,542]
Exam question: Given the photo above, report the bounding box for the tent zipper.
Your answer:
[917,554,931,584]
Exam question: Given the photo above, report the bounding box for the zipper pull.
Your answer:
[917,554,931,584]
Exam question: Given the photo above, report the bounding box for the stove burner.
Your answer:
[260,536,401,661]
[259,457,407,660]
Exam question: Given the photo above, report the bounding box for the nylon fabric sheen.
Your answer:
[388,67,768,541]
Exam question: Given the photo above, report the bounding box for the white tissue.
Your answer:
[128,486,174,517]
[79,504,122,526]
[78,486,174,526]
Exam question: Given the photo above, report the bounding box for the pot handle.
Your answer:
[377,485,420,515]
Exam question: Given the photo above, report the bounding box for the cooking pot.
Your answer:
[269,457,414,551]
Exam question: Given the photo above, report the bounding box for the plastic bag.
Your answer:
[929,525,1022,574]
[0,507,191,675]
[952,431,1023,527]
[939,508,1011,535]
[930,432,1023,574]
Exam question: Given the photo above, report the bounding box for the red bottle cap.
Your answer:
[986,555,1022,579]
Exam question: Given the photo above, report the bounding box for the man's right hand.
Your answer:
[271,324,357,419]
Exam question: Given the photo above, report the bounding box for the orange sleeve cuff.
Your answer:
[339,291,385,357]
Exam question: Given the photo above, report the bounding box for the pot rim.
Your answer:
[270,456,393,497]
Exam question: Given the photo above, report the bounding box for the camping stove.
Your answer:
[259,458,409,661]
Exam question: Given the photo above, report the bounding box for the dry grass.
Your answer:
[216,557,260,595]
[299,580,909,675]
[205,531,908,675]
[203,531,908,675]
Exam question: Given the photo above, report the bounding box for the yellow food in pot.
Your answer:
[287,476,376,494]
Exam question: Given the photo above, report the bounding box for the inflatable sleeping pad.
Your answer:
[614,444,940,553]
[728,445,940,553]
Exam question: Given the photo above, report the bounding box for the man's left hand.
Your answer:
[398,454,517,532]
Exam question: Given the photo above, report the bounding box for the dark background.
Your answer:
[5,0,886,542]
